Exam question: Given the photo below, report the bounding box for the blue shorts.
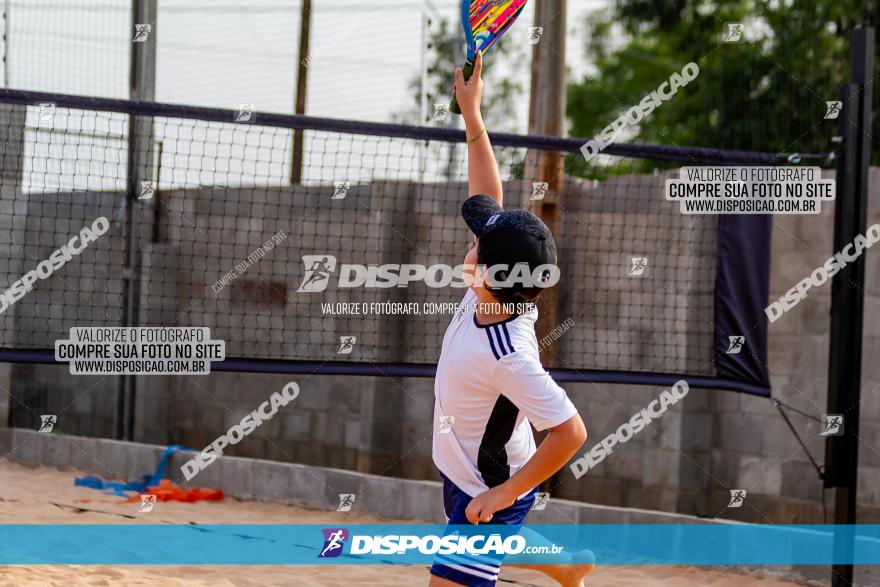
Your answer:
[429,472,538,587]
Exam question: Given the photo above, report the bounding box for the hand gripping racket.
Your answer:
[449,0,529,115]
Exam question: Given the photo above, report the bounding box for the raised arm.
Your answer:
[453,51,503,206]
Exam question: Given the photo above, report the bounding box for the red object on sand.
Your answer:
[123,479,224,503]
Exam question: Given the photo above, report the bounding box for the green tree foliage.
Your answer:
[567,0,876,162]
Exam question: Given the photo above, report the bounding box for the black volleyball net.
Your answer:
[0,89,794,394]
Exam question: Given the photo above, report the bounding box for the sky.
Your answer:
[1,0,606,133]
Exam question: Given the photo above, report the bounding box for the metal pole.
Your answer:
[825,25,873,587]
[290,0,311,184]
[418,1,429,180]
[151,140,163,243]
[419,1,428,125]
[3,0,10,88]
[118,0,157,441]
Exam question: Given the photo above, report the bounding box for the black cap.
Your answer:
[461,195,558,289]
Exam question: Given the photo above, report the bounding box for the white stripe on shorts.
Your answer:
[436,553,501,571]
[442,562,499,581]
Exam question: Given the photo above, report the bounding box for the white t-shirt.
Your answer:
[432,289,578,497]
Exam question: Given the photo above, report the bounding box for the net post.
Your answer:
[117,0,158,441]
[825,26,874,587]
[0,95,24,428]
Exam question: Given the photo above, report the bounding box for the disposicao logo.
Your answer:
[319,528,349,558]
[296,255,560,292]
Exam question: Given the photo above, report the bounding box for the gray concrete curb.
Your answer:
[4,428,871,586]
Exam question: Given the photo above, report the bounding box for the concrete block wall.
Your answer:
[0,105,128,433]
[0,103,27,351]
[128,370,438,482]
[701,168,880,525]
[558,173,717,375]
[4,158,880,528]
[550,168,880,525]
[4,191,124,436]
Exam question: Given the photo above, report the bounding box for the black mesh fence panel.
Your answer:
[0,92,787,379]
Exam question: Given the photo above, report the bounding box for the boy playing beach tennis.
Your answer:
[429,52,594,587]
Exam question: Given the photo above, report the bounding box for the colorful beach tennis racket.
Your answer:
[450,0,529,115]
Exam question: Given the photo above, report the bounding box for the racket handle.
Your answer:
[449,59,476,116]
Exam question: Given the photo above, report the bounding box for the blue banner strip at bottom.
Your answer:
[1,524,879,565]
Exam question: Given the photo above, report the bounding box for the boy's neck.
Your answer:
[472,289,514,326]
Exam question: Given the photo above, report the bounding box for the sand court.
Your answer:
[0,460,810,586]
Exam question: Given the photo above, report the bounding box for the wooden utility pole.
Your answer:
[291,0,312,184]
[527,0,566,366]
